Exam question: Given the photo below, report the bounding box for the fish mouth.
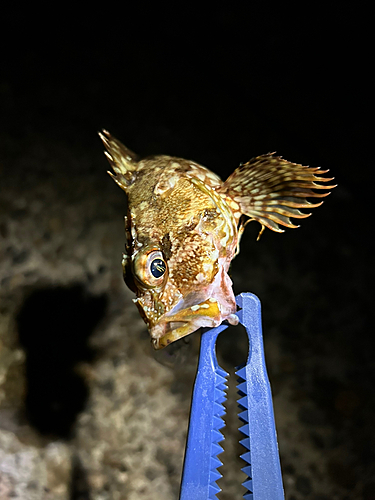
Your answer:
[150,298,238,350]
[149,265,238,349]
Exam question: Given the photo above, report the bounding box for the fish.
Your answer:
[99,130,335,349]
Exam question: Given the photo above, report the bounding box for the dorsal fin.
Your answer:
[219,153,336,236]
[99,130,139,192]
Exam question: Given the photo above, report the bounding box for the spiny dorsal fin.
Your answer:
[219,153,336,235]
[99,129,139,192]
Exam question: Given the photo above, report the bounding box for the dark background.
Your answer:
[1,4,374,499]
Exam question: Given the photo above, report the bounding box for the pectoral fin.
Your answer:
[220,153,336,235]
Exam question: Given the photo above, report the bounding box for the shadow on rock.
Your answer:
[17,284,107,439]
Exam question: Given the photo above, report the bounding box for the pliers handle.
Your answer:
[179,293,284,500]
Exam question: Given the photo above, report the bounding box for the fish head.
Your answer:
[99,130,239,349]
[124,176,239,349]
[129,233,239,349]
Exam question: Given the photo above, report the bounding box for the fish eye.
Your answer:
[133,248,168,288]
[150,258,166,278]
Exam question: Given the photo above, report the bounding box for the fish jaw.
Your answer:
[149,264,239,349]
[151,300,239,349]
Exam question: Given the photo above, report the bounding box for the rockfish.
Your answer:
[100,130,334,349]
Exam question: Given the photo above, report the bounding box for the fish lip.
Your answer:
[148,294,210,338]
[151,319,190,338]
[151,309,240,349]
[150,320,191,348]
[150,299,225,349]
[149,317,191,341]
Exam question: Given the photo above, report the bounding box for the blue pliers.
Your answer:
[179,293,284,500]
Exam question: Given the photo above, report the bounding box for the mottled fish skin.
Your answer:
[100,130,335,349]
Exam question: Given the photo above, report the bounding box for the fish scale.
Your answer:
[179,293,284,500]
